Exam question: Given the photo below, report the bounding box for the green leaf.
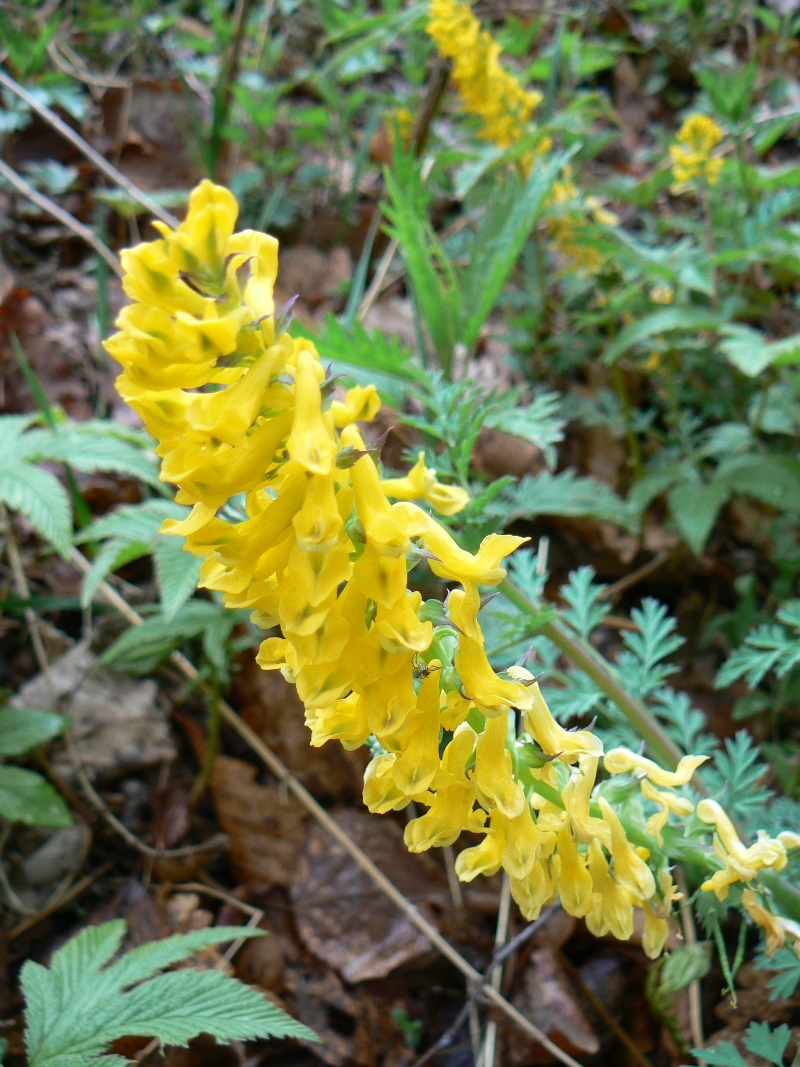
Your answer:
[25,423,161,488]
[383,153,459,371]
[659,943,712,993]
[98,601,248,676]
[601,307,724,365]
[494,470,633,528]
[720,325,800,377]
[0,464,72,557]
[0,707,69,756]
[459,149,574,351]
[667,478,731,555]
[742,1022,790,1065]
[152,539,202,623]
[0,766,71,827]
[715,455,800,513]
[23,919,316,1066]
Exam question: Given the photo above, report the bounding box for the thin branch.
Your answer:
[0,158,122,276]
[0,64,179,228]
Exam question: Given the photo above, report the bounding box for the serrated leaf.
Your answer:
[667,478,730,555]
[113,969,312,1045]
[0,766,72,827]
[0,707,68,756]
[23,919,315,1067]
[80,539,152,607]
[152,538,202,622]
[27,425,160,487]
[0,464,72,557]
[495,469,633,528]
[602,307,724,365]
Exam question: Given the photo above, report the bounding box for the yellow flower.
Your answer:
[697,799,788,899]
[742,889,800,958]
[474,713,526,818]
[669,113,725,189]
[455,810,507,881]
[286,348,338,475]
[585,838,635,942]
[641,868,681,959]
[604,747,708,787]
[650,284,674,305]
[552,825,593,919]
[427,0,541,150]
[502,804,543,881]
[381,452,470,516]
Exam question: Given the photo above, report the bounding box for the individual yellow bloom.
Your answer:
[306,691,370,750]
[502,804,543,881]
[159,408,294,509]
[522,680,604,762]
[343,426,415,557]
[381,452,470,516]
[331,384,381,428]
[119,240,207,318]
[640,779,695,845]
[352,544,410,609]
[399,508,526,585]
[404,723,485,851]
[390,672,442,795]
[585,838,635,942]
[375,591,433,655]
[650,284,674,305]
[561,756,609,846]
[363,752,423,813]
[474,713,526,818]
[227,228,279,338]
[641,884,674,956]
[742,890,800,957]
[449,584,534,717]
[604,747,708,788]
[669,113,725,189]
[597,797,656,902]
[286,347,338,475]
[697,799,788,899]
[509,857,556,921]
[455,810,507,881]
[152,179,239,289]
[553,825,593,919]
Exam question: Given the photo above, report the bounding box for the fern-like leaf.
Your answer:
[689,1021,792,1067]
[22,920,316,1066]
[493,469,634,528]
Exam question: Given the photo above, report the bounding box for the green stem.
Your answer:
[191,677,221,805]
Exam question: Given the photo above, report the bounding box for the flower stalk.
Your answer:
[105,181,799,959]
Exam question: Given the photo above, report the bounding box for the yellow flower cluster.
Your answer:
[427,0,541,149]
[669,113,725,190]
[106,181,796,960]
[545,174,619,272]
